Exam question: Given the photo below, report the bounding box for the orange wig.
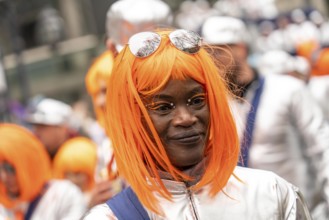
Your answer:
[52,137,97,191]
[296,39,320,60]
[105,30,240,214]
[85,50,114,128]
[311,48,329,76]
[0,123,52,209]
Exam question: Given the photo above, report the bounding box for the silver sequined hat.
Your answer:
[106,0,173,52]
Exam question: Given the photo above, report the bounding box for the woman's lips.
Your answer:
[170,132,203,144]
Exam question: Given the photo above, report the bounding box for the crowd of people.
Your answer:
[1,0,329,219]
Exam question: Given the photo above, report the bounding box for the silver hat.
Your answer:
[106,0,173,51]
[25,98,73,126]
[202,16,249,45]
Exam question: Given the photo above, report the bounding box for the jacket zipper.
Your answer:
[187,188,199,220]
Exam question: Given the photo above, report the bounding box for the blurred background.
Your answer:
[0,0,328,123]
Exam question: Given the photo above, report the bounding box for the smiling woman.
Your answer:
[83,29,312,220]
[145,78,209,170]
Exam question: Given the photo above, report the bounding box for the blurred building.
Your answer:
[0,0,115,105]
[277,0,328,15]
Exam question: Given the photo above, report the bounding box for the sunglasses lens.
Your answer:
[128,32,161,58]
[169,29,201,54]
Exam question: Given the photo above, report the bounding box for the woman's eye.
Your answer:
[189,94,206,107]
[146,102,174,114]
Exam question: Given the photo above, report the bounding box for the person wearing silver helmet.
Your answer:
[24,97,78,161]
[105,0,173,55]
[202,15,329,219]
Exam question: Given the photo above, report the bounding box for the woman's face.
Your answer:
[95,79,107,111]
[0,161,19,198]
[64,171,89,192]
[145,78,210,170]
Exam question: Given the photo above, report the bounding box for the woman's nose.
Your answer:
[172,105,197,127]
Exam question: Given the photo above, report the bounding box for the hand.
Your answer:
[87,180,114,209]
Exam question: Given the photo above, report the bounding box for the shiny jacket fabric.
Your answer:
[83,167,311,220]
[308,75,329,121]
[0,180,86,220]
[232,74,329,217]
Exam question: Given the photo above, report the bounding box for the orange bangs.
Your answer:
[53,137,97,191]
[85,50,114,127]
[0,123,51,208]
[105,30,239,214]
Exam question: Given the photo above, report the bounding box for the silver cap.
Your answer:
[202,16,248,45]
[106,0,172,51]
[25,98,72,126]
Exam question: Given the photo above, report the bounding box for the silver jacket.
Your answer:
[308,76,329,121]
[83,167,311,220]
[232,74,329,217]
[0,180,87,220]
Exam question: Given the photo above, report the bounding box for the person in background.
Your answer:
[104,0,172,55]
[308,47,329,121]
[289,8,320,50]
[266,13,297,54]
[308,9,329,48]
[202,16,329,219]
[83,29,311,219]
[85,51,113,146]
[0,123,86,220]
[289,55,311,83]
[295,35,329,122]
[257,50,311,83]
[256,49,295,76]
[85,51,115,181]
[83,0,173,208]
[24,97,77,161]
[53,136,122,209]
[53,137,97,206]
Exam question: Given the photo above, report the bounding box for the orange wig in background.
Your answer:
[294,40,329,76]
[0,123,52,209]
[311,48,329,76]
[85,50,114,128]
[53,137,97,191]
[105,30,240,214]
[296,39,320,60]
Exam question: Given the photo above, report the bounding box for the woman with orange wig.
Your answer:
[83,29,311,219]
[308,48,329,121]
[53,137,97,193]
[84,51,126,208]
[53,136,122,208]
[0,123,86,220]
[84,50,117,179]
[85,50,114,130]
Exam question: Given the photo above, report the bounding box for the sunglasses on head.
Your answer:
[128,29,202,58]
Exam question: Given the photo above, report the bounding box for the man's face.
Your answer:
[33,124,69,159]
[207,44,255,97]
[106,38,119,57]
